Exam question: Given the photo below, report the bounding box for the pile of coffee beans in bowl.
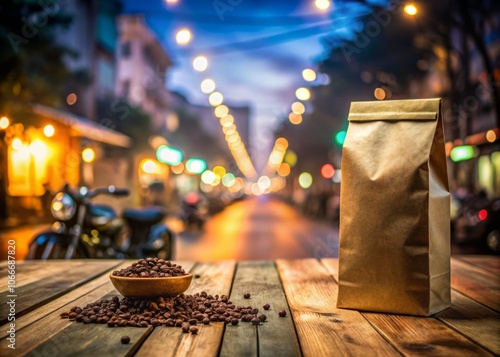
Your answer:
[112,258,187,278]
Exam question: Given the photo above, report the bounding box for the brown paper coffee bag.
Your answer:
[337,98,450,316]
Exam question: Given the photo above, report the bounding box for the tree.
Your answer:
[0,0,75,122]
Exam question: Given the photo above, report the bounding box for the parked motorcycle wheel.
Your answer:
[27,232,90,259]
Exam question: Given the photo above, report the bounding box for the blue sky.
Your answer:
[123,0,376,166]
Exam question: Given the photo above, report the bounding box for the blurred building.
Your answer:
[1,0,135,226]
[115,14,173,131]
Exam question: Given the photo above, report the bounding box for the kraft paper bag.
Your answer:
[337,98,450,316]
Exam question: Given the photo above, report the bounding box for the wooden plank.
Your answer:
[135,261,236,357]
[451,258,500,312]
[5,260,195,356]
[362,312,493,356]
[454,256,500,276]
[0,261,89,292]
[437,290,500,355]
[25,323,153,357]
[0,260,122,325]
[0,282,119,355]
[0,261,130,340]
[277,259,399,356]
[219,261,301,357]
[321,258,339,282]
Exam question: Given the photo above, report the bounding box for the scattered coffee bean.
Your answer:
[279,310,287,317]
[263,304,270,310]
[251,318,260,325]
[121,336,130,344]
[258,314,266,322]
[189,326,198,334]
[64,290,265,335]
[244,293,251,299]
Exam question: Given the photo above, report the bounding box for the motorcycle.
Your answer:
[180,192,208,230]
[27,184,175,260]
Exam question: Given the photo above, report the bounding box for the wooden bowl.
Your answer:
[109,273,193,298]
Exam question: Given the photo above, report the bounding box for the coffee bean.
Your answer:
[189,326,198,334]
[231,318,239,326]
[121,336,130,344]
[244,293,251,299]
[258,314,267,322]
[202,317,210,325]
[107,321,115,327]
[188,319,197,325]
[251,308,258,315]
[251,318,260,325]
[263,304,270,310]
[182,325,190,333]
[112,259,187,278]
[60,312,69,318]
[279,310,286,317]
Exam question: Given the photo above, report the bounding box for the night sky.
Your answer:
[122,0,379,163]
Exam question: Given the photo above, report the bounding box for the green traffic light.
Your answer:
[335,130,346,146]
[450,145,475,162]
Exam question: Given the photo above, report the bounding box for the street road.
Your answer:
[175,197,339,261]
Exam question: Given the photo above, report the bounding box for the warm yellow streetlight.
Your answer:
[43,124,55,137]
[176,28,192,45]
[295,87,311,101]
[200,78,215,93]
[0,116,9,129]
[291,102,305,114]
[208,92,223,106]
[315,0,331,10]
[302,68,317,82]
[214,105,229,118]
[193,56,208,72]
[404,3,418,16]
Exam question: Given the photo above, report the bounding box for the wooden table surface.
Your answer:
[0,256,499,356]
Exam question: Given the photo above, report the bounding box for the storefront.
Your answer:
[0,105,131,225]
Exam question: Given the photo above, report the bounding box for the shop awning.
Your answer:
[33,104,132,148]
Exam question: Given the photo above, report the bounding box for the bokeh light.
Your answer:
[302,68,317,82]
[43,124,55,137]
[209,92,223,106]
[66,93,77,105]
[291,102,305,114]
[220,114,234,127]
[374,87,386,100]
[298,172,313,189]
[486,130,496,143]
[201,79,216,94]
[277,163,291,177]
[193,56,208,71]
[82,148,95,163]
[201,170,216,184]
[315,0,331,10]
[284,151,297,167]
[295,87,311,101]
[171,162,184,174]
[222,173,236,187]
[176,28,192,45]
[213,165,226,177]
[0,117,10,129]
[214,105,229,118]
[321,164,335,179]
[141,159,157,174]
[289,112,302,125]
[11,138,23,150]
[404,3,417,16]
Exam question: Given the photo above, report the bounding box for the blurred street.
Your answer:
[176,197,338,261]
